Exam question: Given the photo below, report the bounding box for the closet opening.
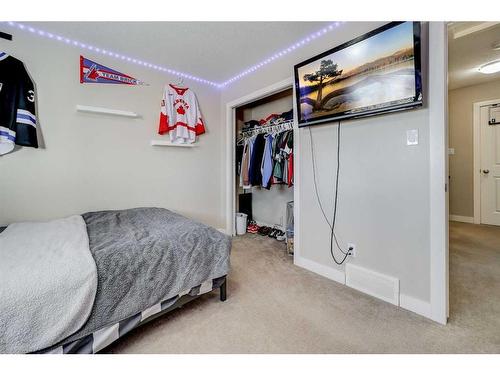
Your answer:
[233,87,295,256]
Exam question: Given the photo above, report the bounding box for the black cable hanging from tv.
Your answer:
[309,121,349,265]
[309,124,347,255]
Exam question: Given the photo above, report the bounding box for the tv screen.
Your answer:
[294,22,422,127]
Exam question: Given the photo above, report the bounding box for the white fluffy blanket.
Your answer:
[0,215,97,353]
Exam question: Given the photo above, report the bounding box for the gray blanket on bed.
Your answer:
[56,207,231,347]
[1,216,97,354]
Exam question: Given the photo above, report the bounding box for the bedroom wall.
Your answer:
[0,30,224,227]
[221,22,440,307]
[448,79,500,219]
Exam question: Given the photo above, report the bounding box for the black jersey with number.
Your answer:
[0,52,38,155]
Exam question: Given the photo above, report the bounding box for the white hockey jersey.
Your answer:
[158,84,206,144]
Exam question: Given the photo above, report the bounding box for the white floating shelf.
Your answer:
[150,140,197,147]
[76,105,139,118]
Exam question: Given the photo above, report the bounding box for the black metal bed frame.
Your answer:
[219,277,227,302]
[31,276,228,353]
[107,277,227,353]
[116,276,227,339]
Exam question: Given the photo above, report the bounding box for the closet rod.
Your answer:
[241,120,294,136]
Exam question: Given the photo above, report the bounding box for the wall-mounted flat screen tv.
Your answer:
[294,21,422,127]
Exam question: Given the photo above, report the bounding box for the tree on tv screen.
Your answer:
[303,59,342,109]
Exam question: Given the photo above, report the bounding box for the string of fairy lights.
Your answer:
[2,21,345,89]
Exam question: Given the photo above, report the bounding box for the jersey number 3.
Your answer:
[27,90,35,103]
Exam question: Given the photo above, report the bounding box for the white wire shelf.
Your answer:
[240,120,294,137]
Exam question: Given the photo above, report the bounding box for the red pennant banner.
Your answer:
[80,56,147,85]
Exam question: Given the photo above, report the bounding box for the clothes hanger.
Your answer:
[173,76,185,87]
[273,125,281,136]
[236,135,246,146]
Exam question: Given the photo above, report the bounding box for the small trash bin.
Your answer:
[235,213,248,235]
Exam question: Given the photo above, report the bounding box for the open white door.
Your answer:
[480,104,500,226]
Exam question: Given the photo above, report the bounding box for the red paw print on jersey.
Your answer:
[176,105,186,115]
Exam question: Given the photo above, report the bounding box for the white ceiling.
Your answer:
[29,22,330,83]
[448,22,500,90]
[25,22,500,90]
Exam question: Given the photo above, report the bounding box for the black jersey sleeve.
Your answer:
[14,64,38,148]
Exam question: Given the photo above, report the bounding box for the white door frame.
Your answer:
[473,98,500,224]
[429,22,449,324]
[224,77,295,237]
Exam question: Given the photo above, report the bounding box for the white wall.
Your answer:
[221,22,437,305]
[0,30,224,227]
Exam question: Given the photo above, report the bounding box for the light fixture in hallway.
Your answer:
[478,60,500,74]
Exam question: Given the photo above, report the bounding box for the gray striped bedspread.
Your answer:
[45,207,230,350]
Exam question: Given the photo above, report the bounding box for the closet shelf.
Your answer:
[150,140,197,147]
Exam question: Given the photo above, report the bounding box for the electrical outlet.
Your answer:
[347,243,356,257]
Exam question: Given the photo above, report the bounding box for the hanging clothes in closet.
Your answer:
[261,133,274,189]
[249,133,266,186]
[237,109,294,190]
[272,129,293,187]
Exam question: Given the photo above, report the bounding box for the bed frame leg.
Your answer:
[220,279,227,302]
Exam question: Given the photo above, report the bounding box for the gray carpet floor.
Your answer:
[104,222,500,353]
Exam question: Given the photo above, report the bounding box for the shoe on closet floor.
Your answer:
[247,221,259,234]
[258,226,272,236]
[276,230,286,241]
[268,227,280,238]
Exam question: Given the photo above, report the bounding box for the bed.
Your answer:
[0,207,231,354]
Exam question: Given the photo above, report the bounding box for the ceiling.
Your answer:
[448,22,500,90]
[29,22,330,83]
[22,22,500,90]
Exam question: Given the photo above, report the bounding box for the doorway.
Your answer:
[224,78,298,248]
[447,22,500,327]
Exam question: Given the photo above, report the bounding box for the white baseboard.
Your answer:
[295,255,434,322]
[294,255,345,285]
[449,215,474,224]
[345,263,400,306]
[399,293,433,320]
[217,228,228,235]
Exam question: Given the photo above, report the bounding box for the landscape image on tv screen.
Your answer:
[295,22,421,125]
